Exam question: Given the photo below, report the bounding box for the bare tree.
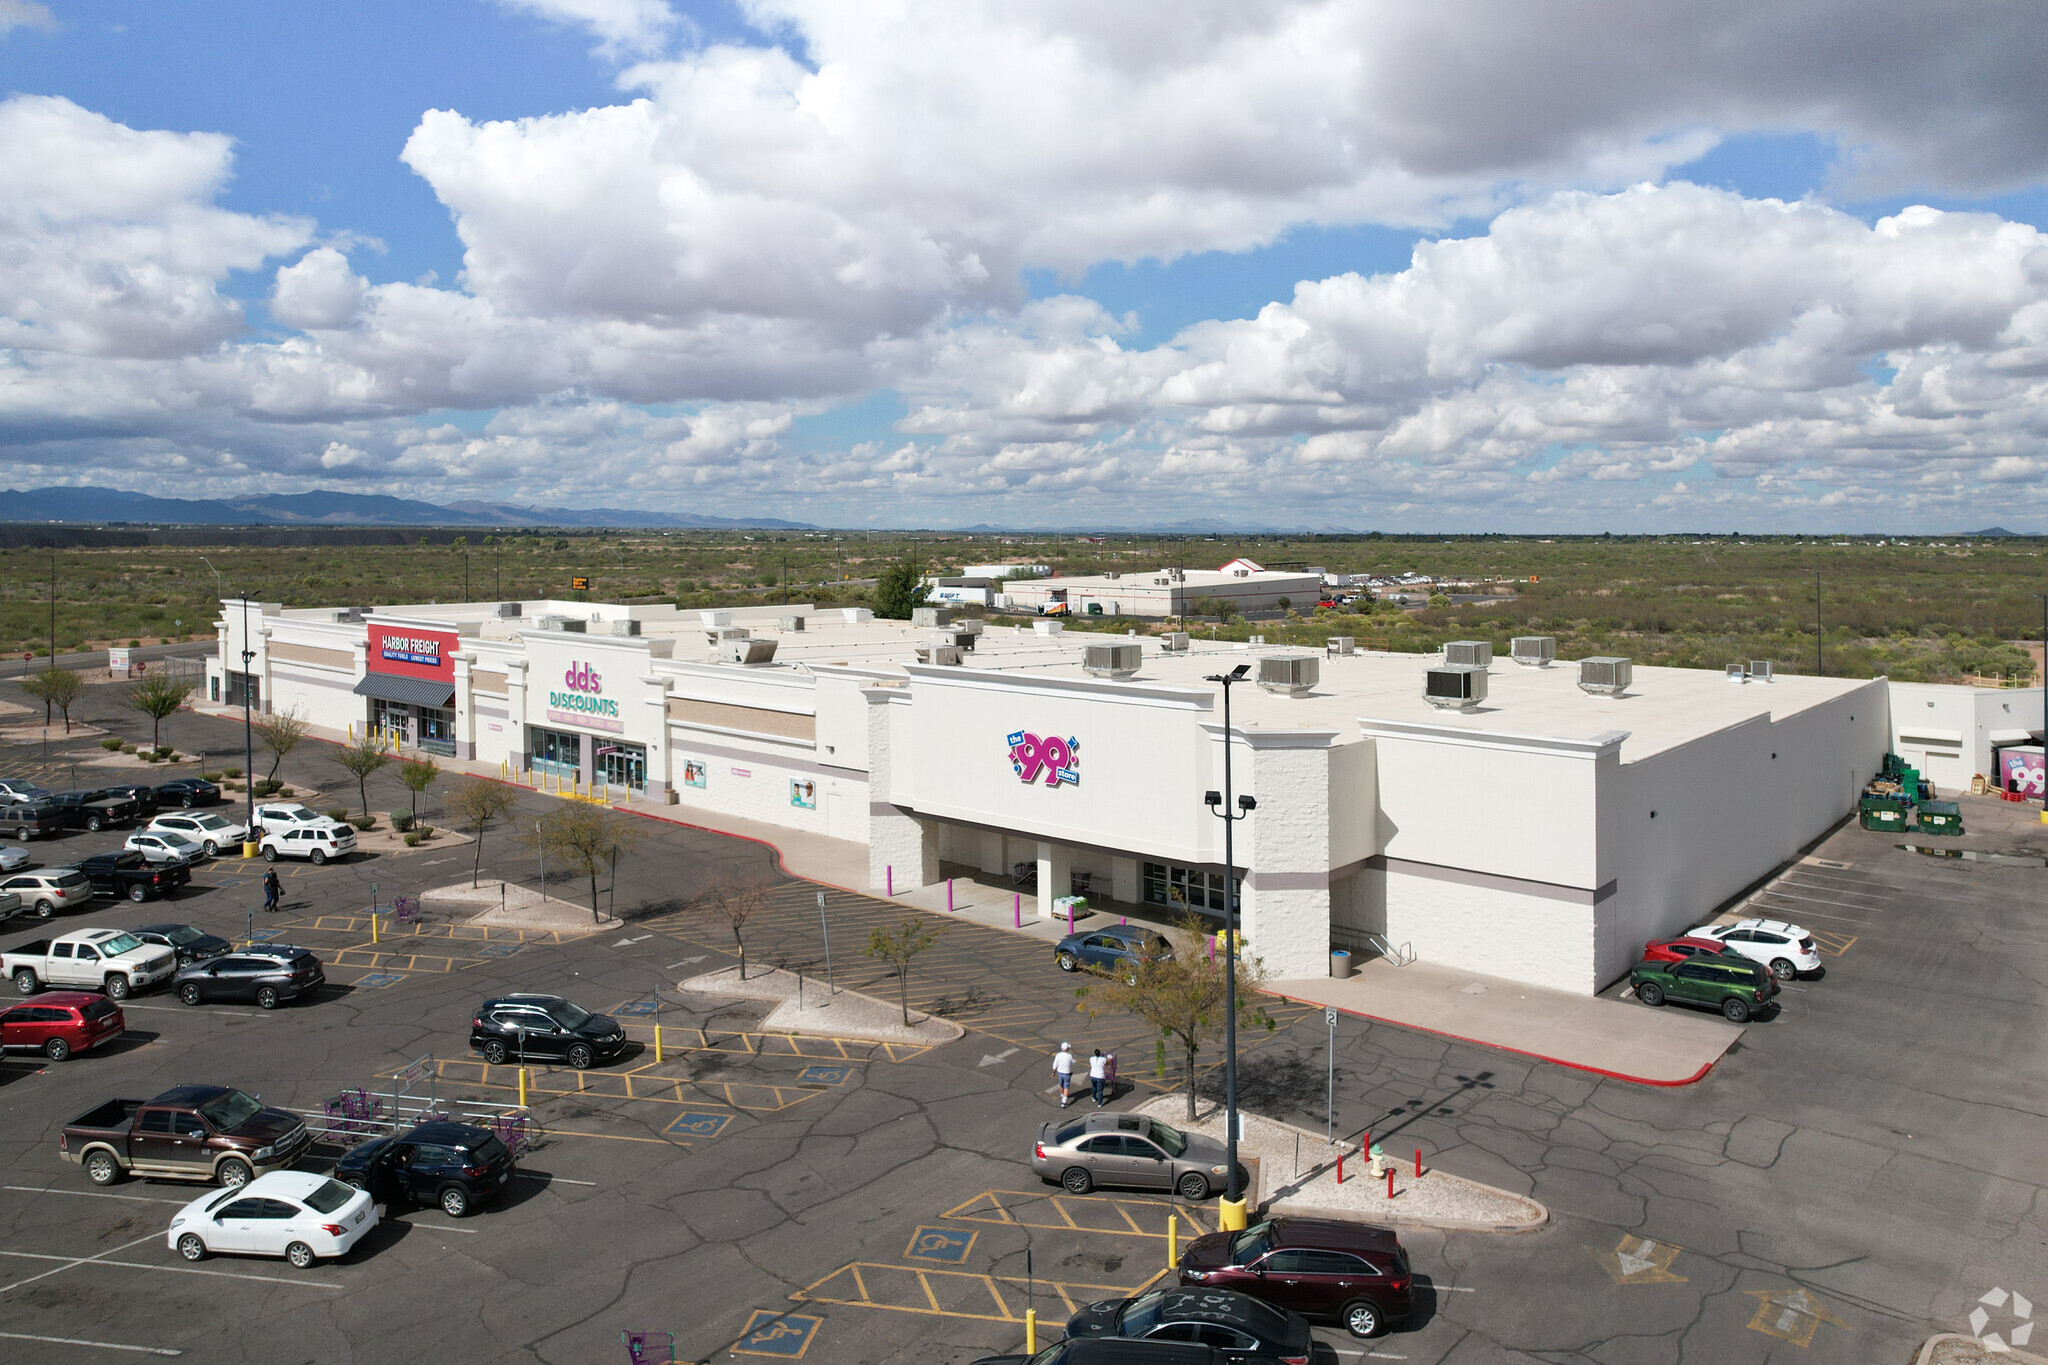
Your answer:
[123,674,195,752]
[697,877,772,980]
[397,755,440,818]
[862,915,949,1026]
[329,735,392,816]
[20,667,86,733]
[532,802,644,923]
[1074,914,1275,1121]
[445,777,520,887]
[252,706,311,780]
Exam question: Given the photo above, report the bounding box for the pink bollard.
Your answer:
[887,865,893,896]
[1014,893,1021,927]
[1067,903,1075,934]
[947,879,954,912]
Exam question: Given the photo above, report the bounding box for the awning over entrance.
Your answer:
[353,673,455,708]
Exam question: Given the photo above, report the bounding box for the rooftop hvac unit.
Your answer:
[1104,571,1120,580]
[321,609,352,624]
[915,644,963,666]
[610,619,641,637]
[839,607,873,623]
[708,625,750,647]
[534,615,568,632]
[1233,568,1251,578]
[698,609,734,628]
[1510,636,1556,667]
[1033,619,1064,636]
[1326,636,1355,656]
[1726,664,1748,684]
[1160,631,1189,652]
[955,619,985,637]
[777,615,806,632]
[911,606,951,628]
[1256,653,1320,696]
[1748,659,1774,682]
[1444,640,1493,668]
[1425,664,1489,710]
[561,619,586,633]
[495,601,523,619]
[1082,642,1142,679]
[1577,656,1633,697]
[727,637,779,665]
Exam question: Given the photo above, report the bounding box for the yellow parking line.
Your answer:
[919,1270,942,1313]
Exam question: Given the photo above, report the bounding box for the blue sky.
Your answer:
[3,2,2046,529]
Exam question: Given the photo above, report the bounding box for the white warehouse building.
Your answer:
[205,597,2031,996]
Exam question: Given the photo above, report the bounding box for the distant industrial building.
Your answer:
[993,558,1323,618]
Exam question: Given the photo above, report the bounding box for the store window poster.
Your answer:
[683,759,708,789]
[790,778,817,809]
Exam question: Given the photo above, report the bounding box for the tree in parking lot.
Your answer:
[21,666,85,733]
[329,734,392,816]
[446,777,520,888]
[123,674,195,752]
[1073,913,1275,1121]
[252,706,311,781]
[398,755,440,819]
[861,915,948,1026]
[531,801,644,923]
[696,876,772,980]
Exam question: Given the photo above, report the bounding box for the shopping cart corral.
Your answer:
[302,1054,542,1157]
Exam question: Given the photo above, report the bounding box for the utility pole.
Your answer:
[49,551,56,663]
[1203,662,1256,1231]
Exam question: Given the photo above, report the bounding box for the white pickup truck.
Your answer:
[5,929,178,1000]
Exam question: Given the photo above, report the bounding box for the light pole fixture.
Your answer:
[1203,661,1255,1231]
[2038,592,2047,814]
[202,556,258,854]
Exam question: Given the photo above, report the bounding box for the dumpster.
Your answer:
[1859,796,1910,832]
[1916,800,1964,837]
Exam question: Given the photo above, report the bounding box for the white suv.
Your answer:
[260,825,357,866]
[2,869,93,919]
[124,831,204,866]
[1684,918,1821,980]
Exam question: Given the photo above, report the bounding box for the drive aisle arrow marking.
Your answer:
[978,1048,1020,1068]
[1591,1235,1688,1285]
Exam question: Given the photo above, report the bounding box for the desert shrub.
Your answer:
[223,766,242,779]
[325,808,348,821]
[99,737,122,751]
[390,811,416,833]
[403,831,424,847]
[200,771,223,783]
[349,815,376,832]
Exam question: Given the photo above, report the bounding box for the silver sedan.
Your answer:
[1033,1111,1245,1200]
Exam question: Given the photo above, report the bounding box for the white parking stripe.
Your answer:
[0,1232,159,1294]
[3,1185,187,1206]
[516,1173,597,1185]
[0,1329,182,1356]
[0,1249,345,1290]
[1748,888,1885,913]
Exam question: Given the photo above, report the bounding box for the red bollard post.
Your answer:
[1415,1149,1423,1178]
[1335,1152,1344,1184]
[1386,1167,1395,1199]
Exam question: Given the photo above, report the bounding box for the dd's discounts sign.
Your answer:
[367,625,456,682]
[548,660,624,733]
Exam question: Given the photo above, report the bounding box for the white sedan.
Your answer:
[145,812,248,857]
[1684,918,1821,980]
[168,1171,378,1268]
[0,846,29,873]
[124,830,204,866]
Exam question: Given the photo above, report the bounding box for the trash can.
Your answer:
[1330,949,1353,979]
[1859,795,1909,832]
[1916,800,1964,837]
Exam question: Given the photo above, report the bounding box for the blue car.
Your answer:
[1055,924,1173,979]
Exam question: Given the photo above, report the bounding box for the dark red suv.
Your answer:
[1176,1217,1413,1339]
[0,990,126,1061]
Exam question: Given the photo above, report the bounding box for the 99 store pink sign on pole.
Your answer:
[1008,730,1079,787]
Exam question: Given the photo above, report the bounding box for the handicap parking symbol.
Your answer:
[613,1000,660,1017]
[903,1226,976,1264]
[794,1065,853,1087]
[353,972,406,989]
[732,1310,822,1358]
[664,1110,733,1140]
[249,928,284,943]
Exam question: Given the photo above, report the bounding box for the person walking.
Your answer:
[262,868,281,914]
[1088,1048,1108,1107]
[1053,1042,1075,1107]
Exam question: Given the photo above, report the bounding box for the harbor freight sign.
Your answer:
[367,624,457,682]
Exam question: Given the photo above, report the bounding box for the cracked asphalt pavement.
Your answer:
[0,689,2041,1363]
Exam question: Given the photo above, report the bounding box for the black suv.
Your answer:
[333,1120,516,1218]
[47,790,140,832]
[153,778,221,808]
[171,947,325,1009]
[470,994,626,1069]
[134,924,234,967]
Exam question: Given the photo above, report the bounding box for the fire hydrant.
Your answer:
[1366,1142,1387,1180]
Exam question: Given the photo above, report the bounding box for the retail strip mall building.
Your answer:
[207,596,2016,995]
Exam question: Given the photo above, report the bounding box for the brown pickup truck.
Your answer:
[60,1085,311,1188]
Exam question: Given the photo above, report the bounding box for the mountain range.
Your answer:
[0,486,815,530]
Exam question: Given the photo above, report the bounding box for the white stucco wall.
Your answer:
[1888,681,2043,794]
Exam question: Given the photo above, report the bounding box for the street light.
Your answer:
[2037,592,2047,815]
[1202,661,1255,1231]
[202,556,258,854]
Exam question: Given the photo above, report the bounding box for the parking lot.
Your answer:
[1,688,2045,1363]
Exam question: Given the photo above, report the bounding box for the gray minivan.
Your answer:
[0,803,65,842]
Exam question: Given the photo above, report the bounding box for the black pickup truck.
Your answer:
[46,790,141,833]
[60,1085,311,1187]
[72,852,189,903]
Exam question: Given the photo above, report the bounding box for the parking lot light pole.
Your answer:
[2038,593,2047,814]
[1204,662,1254,1231]
[203,557,258,856]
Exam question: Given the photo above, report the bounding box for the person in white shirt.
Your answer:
[1088,1048,1108,1106]
[1053,1042,1074,1106]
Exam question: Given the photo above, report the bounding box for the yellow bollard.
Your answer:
[654,1025,663,1064]
[371,911,379,945]
[1025,1310,1037,1354]
[1218,1196,1248,1232]
[518,1067,528,1108]
[1167,1215,1177,1271]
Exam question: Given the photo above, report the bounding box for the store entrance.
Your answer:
[597,743,646,794]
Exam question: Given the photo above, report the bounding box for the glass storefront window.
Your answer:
[597,742,646,793]
[529,726,581,777]
[372,699,410,741]
[417,707,454,756]
[1142,861,1240,912]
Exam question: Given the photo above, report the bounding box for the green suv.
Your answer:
[1630,956,1778,1022]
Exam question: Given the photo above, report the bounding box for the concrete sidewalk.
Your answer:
[1269,959,1742,1086]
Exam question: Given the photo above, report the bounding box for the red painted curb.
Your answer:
[1270,989,1719,1088]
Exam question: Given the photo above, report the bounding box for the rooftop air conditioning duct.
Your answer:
[1082,642,1142,680]
[1510,636,1556,668]
[1443,640,1493,668]
[1726,664,1748,684]
[911,606,951,628]
[1748,659,1774,682]
[915,644,964,666]
[1326,636,1355,656]
[955,619,984,637]
[1256,653,1320,696]
[1425,664,1489,710]
[560,619,587,633]
[1160,631,1189,653]
[727,638,779,665]
[1577,656,1632,697]
[535,615,568,632]
[610,619,641,637]
[777,615,805,632]
[495,602,523,619]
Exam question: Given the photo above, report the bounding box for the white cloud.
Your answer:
[0,0,53,37]
[492,0,677,57]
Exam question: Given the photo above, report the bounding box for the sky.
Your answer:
[2,1,2047,532]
